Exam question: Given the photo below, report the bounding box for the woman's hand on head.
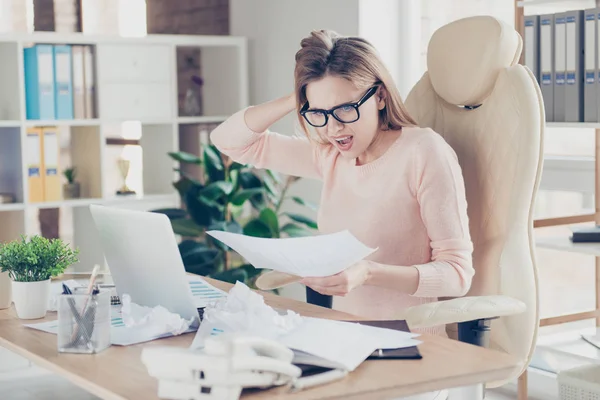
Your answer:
[301,260,372,296]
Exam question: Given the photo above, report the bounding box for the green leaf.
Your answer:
[199,181,234,200]
[208,221,243,234]
[236,263,263,279]
[169,151,202,165]
[262,171,279,198]
[259,208,279,238]
[238,172,266,209]
[173,177,194,200]
[151,208,187,220]
[210,268,248,284]
[179,241,221,276]
[171,219,204,237]
[291,196,318,212]
[243,219,273,238]
[230,188,265,206]
[230,162,247,171]
[185,185,220,226]
[204,145,225,182]
[266,169,282,185]
[283,212,318,230]
[281,223,313,237]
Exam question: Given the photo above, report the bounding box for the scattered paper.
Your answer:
[121,294,193,335]
[187,276,228,308]
[27,277,225,346]
[191,281,303,349]
[190,282,420,372]
[205,230,377,277]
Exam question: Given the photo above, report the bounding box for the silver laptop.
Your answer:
[89,204,200,323]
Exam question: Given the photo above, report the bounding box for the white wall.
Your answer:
[359,0,422,100]
[229,0,361,214]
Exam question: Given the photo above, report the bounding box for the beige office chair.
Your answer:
[402,15,544,398]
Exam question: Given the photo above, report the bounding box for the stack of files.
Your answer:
[26,126,61,203]
[23,44,96,120]
[522,8,600,123]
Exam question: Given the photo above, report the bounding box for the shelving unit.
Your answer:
[0,31,248,272]
[515,0,600,398]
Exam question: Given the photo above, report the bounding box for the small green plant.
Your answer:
[63,167,77,184]
[0,235,80,282]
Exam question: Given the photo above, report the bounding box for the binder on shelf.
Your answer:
[26,127,44,203]
[584,9,598,122]
[42,126,61,202]
[23,44,55,120]
[83,46,97,119]
[540,14,555,122]
[565,10,584,122]
[554,13,567,122]
[53,45,74,120]
[524,15,540,83]
[71,45,86,119]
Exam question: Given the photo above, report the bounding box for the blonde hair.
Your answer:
[294,30,417,138]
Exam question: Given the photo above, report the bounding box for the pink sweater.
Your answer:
[210,108,474,335]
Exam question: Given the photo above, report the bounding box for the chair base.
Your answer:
[457,318,493,347]
[306,287,332,308]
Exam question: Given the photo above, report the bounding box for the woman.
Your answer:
[210,29,474,338]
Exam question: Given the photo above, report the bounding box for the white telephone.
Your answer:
[141,333,346,400]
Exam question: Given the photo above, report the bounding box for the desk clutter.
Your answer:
[523,9,600,122]
[26,274,421,399]
[141,281,421,399]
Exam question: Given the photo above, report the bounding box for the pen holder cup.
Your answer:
[57,289,111,354]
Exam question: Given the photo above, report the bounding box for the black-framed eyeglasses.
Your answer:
[300,86,379,128]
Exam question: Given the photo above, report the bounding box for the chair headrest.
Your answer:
[427,15,522,107]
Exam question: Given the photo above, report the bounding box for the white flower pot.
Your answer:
[11,279,50,319]
[0,272,11,309]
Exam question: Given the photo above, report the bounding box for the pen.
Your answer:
[290,369,348,391]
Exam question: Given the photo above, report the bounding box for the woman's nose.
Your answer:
[326,117,343,134]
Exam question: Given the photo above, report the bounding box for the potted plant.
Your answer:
[63,167,80,199]
[0,235,79,319]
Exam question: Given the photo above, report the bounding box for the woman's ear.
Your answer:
[376,86,387,110]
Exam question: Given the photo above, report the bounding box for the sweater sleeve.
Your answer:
[410,131,474,298]
[210,107,324,180]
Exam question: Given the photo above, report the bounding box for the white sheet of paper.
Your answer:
[205,229,377,277]
[277,317,420,371]
[187,275,228,308]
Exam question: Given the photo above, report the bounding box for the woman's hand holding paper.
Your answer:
[301,260,372,297]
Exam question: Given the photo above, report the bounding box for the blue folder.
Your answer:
[53,45,74,120]
[23,44,55,120]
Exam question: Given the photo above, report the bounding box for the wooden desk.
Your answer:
[0,277,520,400]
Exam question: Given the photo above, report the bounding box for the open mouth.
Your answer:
[335,136,353,145]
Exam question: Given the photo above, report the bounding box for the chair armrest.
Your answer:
[403,295,526,329]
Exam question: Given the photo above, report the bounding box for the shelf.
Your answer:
[517,0,593,7]
[25,119,101,127]
[0,121,20,127]
[546,122,600,129]
[27,193,177,209]
[0,203,25,212]
[536,235,600,256]
[177,116,228,125]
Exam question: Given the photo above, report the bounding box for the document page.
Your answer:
[205,229,377,277]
